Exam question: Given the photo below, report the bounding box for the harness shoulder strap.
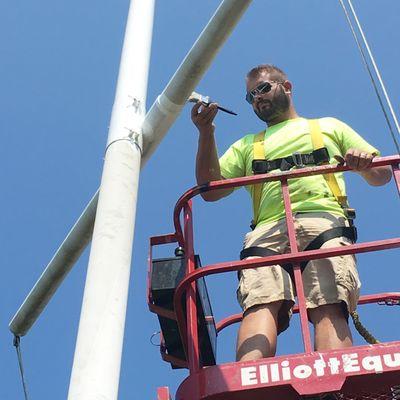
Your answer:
[252,130,266,228]
[308,119,348,208]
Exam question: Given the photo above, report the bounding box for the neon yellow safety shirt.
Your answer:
[219,117,379,227]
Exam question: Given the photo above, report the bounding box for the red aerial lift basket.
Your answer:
[148,155,400,400]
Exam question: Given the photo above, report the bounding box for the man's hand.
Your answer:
[334,148,374,171]
[191,102,219,134]
[334,148,392,186]
[191,101,233,201]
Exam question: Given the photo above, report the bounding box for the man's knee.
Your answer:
[240,301,284,336]
[308,303,347,325]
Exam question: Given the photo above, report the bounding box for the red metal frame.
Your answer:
[148,155,400,399]
[282,177,312,353]
[157,386,172,400]
[216,293,400,333]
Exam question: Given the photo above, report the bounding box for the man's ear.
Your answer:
[283,81,292,94]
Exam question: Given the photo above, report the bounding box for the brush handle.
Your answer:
[216,105,237,115]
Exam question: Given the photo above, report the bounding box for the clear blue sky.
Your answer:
[1,1,399,399]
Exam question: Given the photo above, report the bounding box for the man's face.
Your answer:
[246,72,290,123]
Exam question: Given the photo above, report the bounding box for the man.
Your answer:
[191,64,392,364]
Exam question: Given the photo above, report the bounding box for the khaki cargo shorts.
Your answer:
[237,212,361,333]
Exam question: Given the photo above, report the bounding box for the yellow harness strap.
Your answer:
[308,119,348,207]
[252,130,266,227]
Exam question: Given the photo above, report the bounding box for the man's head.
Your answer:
[245,64,294,125]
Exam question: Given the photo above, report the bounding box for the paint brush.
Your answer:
[188,91,237,115]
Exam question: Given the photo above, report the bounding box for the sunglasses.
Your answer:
[245,81,283,104]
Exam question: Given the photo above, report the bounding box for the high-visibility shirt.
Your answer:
[219,117,379,227]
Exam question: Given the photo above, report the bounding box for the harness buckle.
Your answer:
[252,159,269,174]
[292,152,305,167]
[344,207,356,221]
[343,207,357,241]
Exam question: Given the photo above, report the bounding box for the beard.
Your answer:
[253,86,290,124]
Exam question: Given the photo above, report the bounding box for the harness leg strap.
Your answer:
[239,226,357,279]
[239,247,294,280]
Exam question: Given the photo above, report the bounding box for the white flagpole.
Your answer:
[67,1,154,399]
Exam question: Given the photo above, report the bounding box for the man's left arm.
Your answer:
[339,148,392,186]
[332,119,393,186]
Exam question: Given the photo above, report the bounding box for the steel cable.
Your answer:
[13,336,29,400]
[338,0,400,154]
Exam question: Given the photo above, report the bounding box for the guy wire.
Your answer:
[339,0,400,154]
[13,335,29,400]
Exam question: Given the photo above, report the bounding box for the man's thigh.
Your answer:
[295,212,361,313]
[238,219,294,333]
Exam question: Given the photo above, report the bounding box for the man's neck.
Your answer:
[267,109,300,127]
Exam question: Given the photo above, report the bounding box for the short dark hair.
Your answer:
[246,64,288,82]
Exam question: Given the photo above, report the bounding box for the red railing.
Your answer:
[216,293,400,333]
[149,155,400,376]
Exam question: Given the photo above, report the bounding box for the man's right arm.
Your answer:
[192,102,233,201]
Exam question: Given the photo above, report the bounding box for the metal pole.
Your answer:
[9,0,252,337]
[141,0,253,160]
[67,1,154,399]
[9,193,97,336]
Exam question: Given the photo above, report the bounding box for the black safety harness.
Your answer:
[241,119,357,274]
[252,147,330,174]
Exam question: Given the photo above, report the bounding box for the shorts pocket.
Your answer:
[334,252,360,294]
